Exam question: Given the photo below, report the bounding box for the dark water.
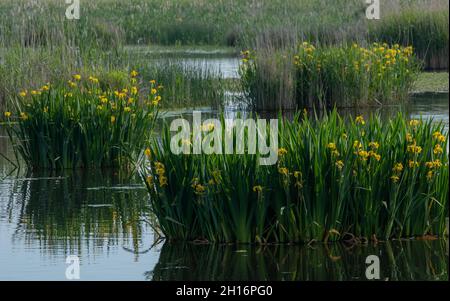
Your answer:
[0,94,448,281]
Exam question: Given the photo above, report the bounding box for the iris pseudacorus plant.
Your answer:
[3,71,161,169]
[141,111,448,243]
[294,42,420,108]
[240,42,420,110]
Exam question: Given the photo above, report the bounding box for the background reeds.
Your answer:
[1,0,448,109]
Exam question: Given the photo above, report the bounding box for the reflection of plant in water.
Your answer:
[9,169,152,257]
[148,240,448,281]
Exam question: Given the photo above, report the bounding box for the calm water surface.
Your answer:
[0,71,448,281]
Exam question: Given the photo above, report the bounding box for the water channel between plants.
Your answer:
[0,54,448,281]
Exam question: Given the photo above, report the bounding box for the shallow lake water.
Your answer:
[0,92,448,281]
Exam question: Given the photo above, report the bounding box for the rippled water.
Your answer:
[0,85,448,281]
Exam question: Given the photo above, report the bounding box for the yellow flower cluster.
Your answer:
[335,160,344,170]
[391,162,404,183]
[408,160,419,168]
[407,142,422,154]
[355,115,365,125]
[155,162,168,187]
[277,147,288,156]
[241,50,251,63]
[294,42,415,78]
[191,178,206,195]
[433,144,443,155]
[278,167,289,176]
[432,131,446,143]
[425,160,442,169]
[409,119,421,127]
[327,142,340,157]
[253,185,263,193]
[144,148,151,158]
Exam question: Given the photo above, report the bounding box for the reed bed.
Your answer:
[1,0,447,51]
[141,111,448,243]
[240,43,420,110]
[136,61,226,108]
[1,0,448,110]
[369,8,449,71]
[2,71,160,169]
